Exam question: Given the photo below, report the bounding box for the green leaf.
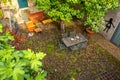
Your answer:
[30,59,42,71]
[36,52,46,60]
[12,67,25,80]
[35,71,47,80]
[13,51,24,61]
[1,49,14,62]
[23,49,36,59]
[0,67,13,80]
[15,61,27,68]
[0,62,4,66]
[26,76,34,80]
[0,23,3,32]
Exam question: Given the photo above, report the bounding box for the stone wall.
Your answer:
[100,8,120,40]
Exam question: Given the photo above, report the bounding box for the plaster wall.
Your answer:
[1,0,19,18]
[1,0,30,24]
[100,8,120,40]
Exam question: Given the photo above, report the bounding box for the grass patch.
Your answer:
[46,44,54,55]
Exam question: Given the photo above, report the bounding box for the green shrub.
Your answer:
[0,23,47,80]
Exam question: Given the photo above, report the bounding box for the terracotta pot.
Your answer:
[25,21,36,32]
[86,27,94,36]
[27,27,36,32]
[28,11,45,23]
[42,19,53,24]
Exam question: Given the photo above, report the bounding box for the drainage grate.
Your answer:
[94,71,120,80]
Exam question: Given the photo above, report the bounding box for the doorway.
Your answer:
[18,0,28,9]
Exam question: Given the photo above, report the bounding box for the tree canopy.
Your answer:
[35,0,119,32]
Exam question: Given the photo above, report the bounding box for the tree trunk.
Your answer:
[60,20,65,33]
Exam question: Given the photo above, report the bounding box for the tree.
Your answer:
[35,0,80,32]
[35,0,119,32]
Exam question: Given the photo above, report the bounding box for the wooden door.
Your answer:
[111,23,120,47]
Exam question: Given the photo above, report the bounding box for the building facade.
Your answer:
[1,0,36,24]
[100,8,120,47]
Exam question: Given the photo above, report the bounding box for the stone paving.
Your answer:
[90,33,120,61]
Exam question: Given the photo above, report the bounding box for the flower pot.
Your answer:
[86,27,94,36]
[25,21,36,32]
[28,11,45,23]
[27,27,36,32]
[42,19,53,24]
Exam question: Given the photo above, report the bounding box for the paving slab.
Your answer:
[90,33,120,61]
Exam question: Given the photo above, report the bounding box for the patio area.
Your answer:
[7,20,120,80]
[1,0,120,80]
[91,33,120,61]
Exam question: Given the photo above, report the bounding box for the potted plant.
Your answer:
[84,17,105,36]
[85,27,94,36]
